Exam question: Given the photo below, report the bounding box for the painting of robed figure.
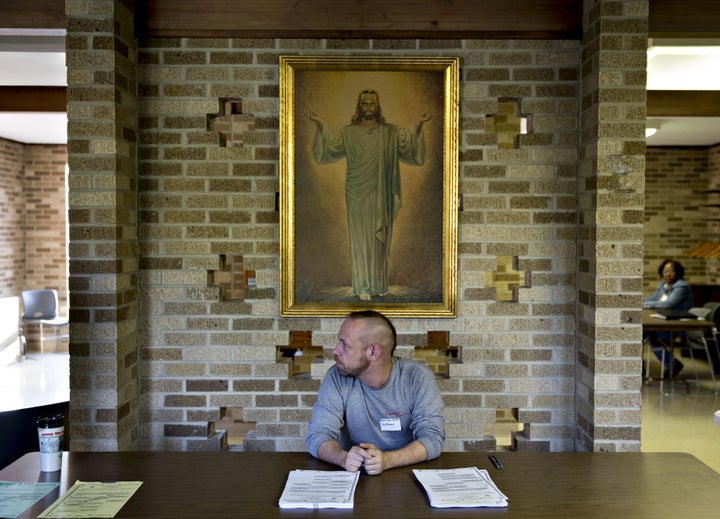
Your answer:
[279,56,459,317]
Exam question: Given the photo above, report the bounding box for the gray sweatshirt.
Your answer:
[306,357,445,460]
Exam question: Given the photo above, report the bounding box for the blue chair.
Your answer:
[20,290,69,354]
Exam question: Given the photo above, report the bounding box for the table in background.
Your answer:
[2,451,720,518]
[0,353,70,470]
[642,309,718,380]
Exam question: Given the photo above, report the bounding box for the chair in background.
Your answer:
[701,302,720,374]
[684,306,718,390]
[20,290,69,354]
[644,305,718,393]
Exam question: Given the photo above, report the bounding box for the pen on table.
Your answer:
[489,455,503,469]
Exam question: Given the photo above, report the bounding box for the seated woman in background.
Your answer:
[643,259,694,378]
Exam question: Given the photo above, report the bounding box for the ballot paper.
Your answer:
[412,467,508,508]
[278,470,360,509]
[37,481,142,518]
[0,481,60,519]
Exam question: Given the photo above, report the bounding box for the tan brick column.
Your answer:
[66,0,139,451]
[576,0,648,451]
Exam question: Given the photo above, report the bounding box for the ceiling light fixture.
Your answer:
[646,119,662,138]
[647,45,720,60]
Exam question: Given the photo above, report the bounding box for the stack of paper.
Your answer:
[650,310,698,320]
[412,467,508,508]
[0,481,60,518]
[278,470,360,509]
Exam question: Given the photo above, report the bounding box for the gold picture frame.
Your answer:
[280,55,459,317]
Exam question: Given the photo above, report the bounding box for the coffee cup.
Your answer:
[37,414,64,472]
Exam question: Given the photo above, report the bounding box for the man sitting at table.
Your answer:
[306,310,445,475]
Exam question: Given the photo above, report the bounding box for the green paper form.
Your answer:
[0,481,60,519]
[37,481,142,518]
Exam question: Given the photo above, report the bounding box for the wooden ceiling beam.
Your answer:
[135,0,720,39]
[3,87,714,118]
[0,86,66,112]
[0,0,65,29]
[647,91,720,117]
[0,0,718,40]
[648,0,720,38]
[0,0,718,39]
[137,0,584,39]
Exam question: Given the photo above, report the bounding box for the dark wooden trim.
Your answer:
[137,0,583,39]
[0,0,66,29]
[648,0,720,37]
[140,29,583,40]
[647,90,720,117]
[0,0,718,39]
[136,0,720,39]
[0,86,67,112]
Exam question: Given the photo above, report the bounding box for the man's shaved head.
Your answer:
[346,310,397,355]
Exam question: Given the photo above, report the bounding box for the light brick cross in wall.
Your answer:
[207,98,256,147]
[485,98,533,149]
[276,331,324,378]
[485,255,532,302]
[211,254,252,301]
[414,331,460,378]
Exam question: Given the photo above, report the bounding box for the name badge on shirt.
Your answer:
[380,418,401,431]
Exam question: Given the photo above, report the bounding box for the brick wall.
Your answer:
[0,139,68,351]
[23,145,69,313]
[0,138,25,299]
[66,0,649,454]
[710,146,720,282]
[644,145,720,294]
[574,0,647,452]
[129,36,585,453]
[66,0,139,451]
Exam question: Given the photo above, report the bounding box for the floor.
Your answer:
[2,352,720,473]
[641,351,720,473]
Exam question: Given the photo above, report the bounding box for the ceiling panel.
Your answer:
[0,51,66,86]
[0,112,67,145]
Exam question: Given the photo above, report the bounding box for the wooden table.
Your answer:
[642,309,715,335]
[642,309,717,381]
[2,451,720,518]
